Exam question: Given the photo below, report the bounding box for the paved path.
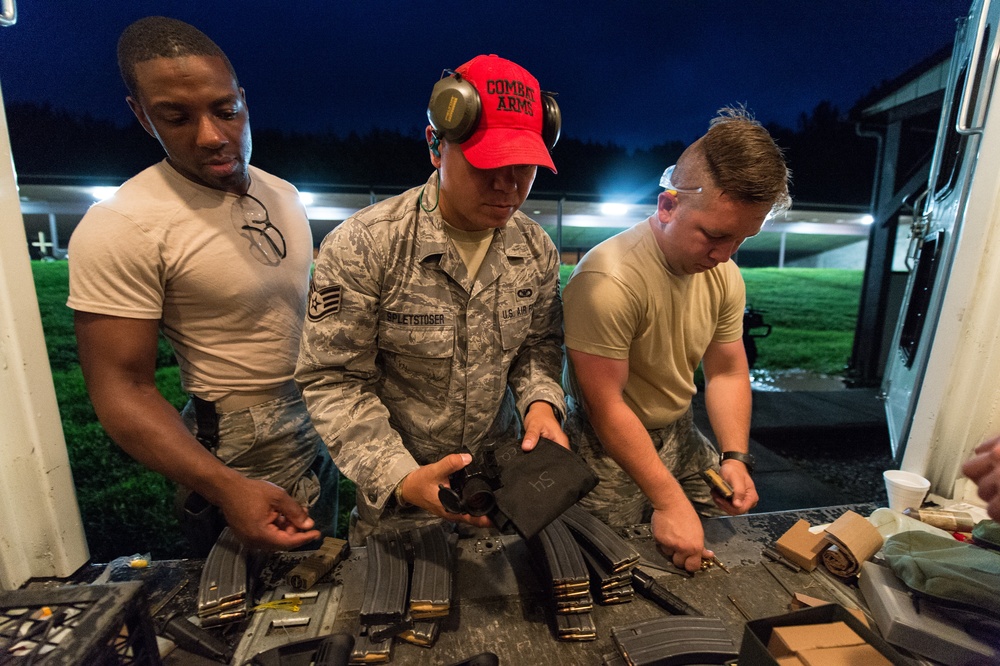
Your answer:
[693,388,888,513]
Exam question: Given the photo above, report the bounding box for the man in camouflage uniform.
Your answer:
[297,55,567,543]
[563,108,790,572]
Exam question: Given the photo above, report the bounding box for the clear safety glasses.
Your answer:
[232,191,286,265]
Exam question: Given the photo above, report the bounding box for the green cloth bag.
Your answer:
[972,519,1000,551]
[883,530,1000,619]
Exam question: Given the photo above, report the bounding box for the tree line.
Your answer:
[6,98,910,206]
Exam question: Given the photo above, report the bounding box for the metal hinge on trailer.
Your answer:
[904,189,931,270]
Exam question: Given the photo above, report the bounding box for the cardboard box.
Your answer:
[738,604,913,666]
[790,593,870,627]
[767,621,864,656]
[775,657,805,666]
[775,519,829,571]
[798,644,893,666]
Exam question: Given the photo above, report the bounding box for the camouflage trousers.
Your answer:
[181,392,340,541]
[565,405,722,526]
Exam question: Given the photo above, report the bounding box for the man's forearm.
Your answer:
[94,383,243,503]
[298,375,419,515]
[507,345,566,422]
[703,372,752,455]
[587,402,690,510]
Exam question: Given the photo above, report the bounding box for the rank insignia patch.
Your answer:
[308,283,342,321]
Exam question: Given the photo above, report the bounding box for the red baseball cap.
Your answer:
[455,54,557,173]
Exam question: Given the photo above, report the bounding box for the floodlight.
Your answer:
[90,186,119,200]
[600,203,629,216]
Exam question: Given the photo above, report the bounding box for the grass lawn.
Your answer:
[560,264,861,374]
[32,261,186,561]
[33,260,860,560]
[742,268,862,373]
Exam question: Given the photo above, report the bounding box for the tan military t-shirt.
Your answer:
[564,219,745,429]
[68,161,314,401]
[443,220,494,279]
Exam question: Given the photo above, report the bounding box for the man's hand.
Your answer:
[521,401,569,451]
[650,503,713,572]
[397,454,492,528]
[963,435,1000,522]
[218,478,320,551]
[714,460,759,515]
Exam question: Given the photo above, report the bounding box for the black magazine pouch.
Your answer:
[489,437,598,540]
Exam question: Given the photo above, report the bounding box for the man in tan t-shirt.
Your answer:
[563,107,791,572]
[68,17,338,554]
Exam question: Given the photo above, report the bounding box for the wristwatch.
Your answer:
[393,478,411,509]
[720,451,755,476]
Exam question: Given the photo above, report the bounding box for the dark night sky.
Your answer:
[0,1,973,150]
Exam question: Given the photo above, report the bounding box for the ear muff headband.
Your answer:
[427,69,561,150]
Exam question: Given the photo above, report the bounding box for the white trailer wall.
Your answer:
[0,79,89,590]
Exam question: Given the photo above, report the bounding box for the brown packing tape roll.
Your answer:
[902,508,976,532]
[822,545,860,578]
[822,510,884,577]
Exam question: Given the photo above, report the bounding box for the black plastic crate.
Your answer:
[0,581,161,665]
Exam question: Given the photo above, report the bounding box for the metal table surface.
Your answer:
[230,503,877,665]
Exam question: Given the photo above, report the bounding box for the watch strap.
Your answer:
[720,451,755,475]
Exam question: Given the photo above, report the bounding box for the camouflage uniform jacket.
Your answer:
[296,173,566,524]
